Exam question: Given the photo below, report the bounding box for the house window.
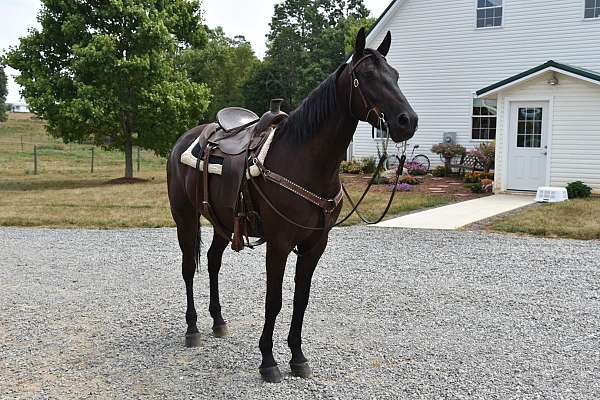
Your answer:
[472,99,497,140]
[477,0,503,28]
[585,0,600,18]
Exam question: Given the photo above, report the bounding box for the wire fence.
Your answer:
[0,136,162,176]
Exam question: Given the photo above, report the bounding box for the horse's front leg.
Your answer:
[259,242,292,383]
[287,239,327,379]
[207,232,229,337]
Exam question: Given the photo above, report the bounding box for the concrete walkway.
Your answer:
[377,194,536,230]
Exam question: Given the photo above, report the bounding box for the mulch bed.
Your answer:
[340,173,491,201]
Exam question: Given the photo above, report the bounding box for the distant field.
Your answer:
[0,113,172,228]
[0,113,451,228]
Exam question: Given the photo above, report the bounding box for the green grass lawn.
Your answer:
[491,198,600,240]
[0,113,452,228]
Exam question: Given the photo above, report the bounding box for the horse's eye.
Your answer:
[360,70,376,80]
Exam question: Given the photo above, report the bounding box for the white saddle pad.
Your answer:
[180,127,275,179]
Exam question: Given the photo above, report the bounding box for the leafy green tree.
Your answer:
[343,15,376,54]
[4,0,210,178]
[0,66,7,122]
[181,28,259,120]
[241,61,285,115]
[258,0,371,110]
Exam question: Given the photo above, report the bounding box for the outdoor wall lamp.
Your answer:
[547,73,559,86]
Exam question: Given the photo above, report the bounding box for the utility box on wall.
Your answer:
[443,132,457,144]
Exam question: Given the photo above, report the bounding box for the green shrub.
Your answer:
[341,161,362,174]
[566,181,592,199]
[463,172,480,184]
[432,165,450,177]
[360,157,377,174]
[399,174,421,185]
[466,182,484,193]
[340,161,350,173]
[463,172,495,183]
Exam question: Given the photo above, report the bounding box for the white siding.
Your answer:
[494,72,600,193]
[352,0,600,163]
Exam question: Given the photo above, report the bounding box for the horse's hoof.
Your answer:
[290,361,312,379]
[259,365,282,383]
[184,332,202,348]
[212,324,229,338]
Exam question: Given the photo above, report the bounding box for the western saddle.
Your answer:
[196,99,288,252]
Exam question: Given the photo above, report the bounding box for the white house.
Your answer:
[10,103,30,113]
[351,0,600,193]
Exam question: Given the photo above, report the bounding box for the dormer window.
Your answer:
[477,0,503,28]
[585,0,600,18]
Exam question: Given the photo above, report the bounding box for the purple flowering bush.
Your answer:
[387,183,413,192]
[405,161,427,176]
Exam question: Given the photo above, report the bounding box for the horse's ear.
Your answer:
[377,31,392,57]
[353,27,366,61]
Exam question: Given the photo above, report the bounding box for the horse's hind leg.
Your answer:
[207,232,229,337]
[174,208,202,347]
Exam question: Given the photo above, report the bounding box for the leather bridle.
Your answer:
[348,53,386,129]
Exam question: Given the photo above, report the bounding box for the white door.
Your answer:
[507,102,549,191]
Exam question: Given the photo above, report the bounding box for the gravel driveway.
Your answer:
[1,227,599,399]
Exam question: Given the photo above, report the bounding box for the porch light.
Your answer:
[547,73,559,86]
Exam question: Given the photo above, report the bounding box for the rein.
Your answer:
[216,52,407,244]
[336,139,407,226]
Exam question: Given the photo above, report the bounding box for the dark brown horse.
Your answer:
[167,28,418,383]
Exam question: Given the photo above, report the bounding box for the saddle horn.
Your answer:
[254,99,288,134]
[270,98,284,113]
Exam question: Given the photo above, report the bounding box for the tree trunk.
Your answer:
[124,138,133,178]
[444,157,452,171]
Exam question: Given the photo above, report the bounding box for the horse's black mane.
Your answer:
[276,63,347,144]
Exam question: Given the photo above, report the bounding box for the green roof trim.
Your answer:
[476,60,600,96]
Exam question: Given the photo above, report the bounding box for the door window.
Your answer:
[516,107,542,148]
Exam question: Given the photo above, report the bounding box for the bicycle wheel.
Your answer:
[411,154,431,172]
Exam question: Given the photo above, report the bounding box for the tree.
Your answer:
[241,61,285,115]
[181,27,259,120]
[4,0,210,178]
[343,15,376,54]
[258,0,371,110]
[0,66,7,122]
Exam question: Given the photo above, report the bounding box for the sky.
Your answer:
[0,0,391,103]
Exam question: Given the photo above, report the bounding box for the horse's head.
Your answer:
[347,28,418,143]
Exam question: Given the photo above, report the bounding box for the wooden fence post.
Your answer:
[137,146,141,172]
[34,145,38,175]
[91,147,95,173]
